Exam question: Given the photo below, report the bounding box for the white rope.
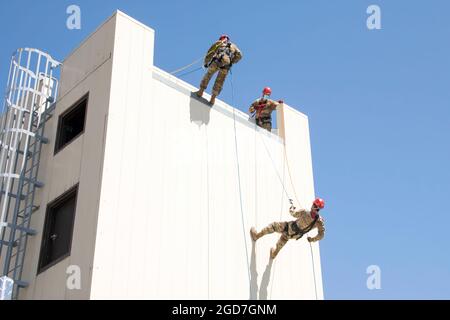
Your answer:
[269,138,287,299]
[282,126,318,299]
[205,125,211,299]
[309,241,319,299]
[258,132,292,202]
[282,141,303,208]
[169,57,203,75]
[230,72,251,287]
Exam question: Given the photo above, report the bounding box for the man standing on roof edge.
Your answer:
[249,87,283,132]
[250,198,326,260]
[194,34,242,105]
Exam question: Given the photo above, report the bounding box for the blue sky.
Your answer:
[1,0,449,299]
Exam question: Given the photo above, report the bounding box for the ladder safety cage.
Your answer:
[0,48,60,300]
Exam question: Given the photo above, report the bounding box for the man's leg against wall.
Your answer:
[271,235,289,259]
[251,222,286,241]
[197,64,218,97]
[212,68,229,97]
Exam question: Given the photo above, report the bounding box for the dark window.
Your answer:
[38,185,78,274]
[55,94,87,153]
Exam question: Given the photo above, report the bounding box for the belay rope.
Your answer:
[230,71,252,289]
[169,56,203,76]
[170,43,228,77]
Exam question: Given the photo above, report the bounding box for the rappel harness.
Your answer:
[208,41,234,69]
[253,99,273,128]
[254,100,268,119]
[284,213,320,240]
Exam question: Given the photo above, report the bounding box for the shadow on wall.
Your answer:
[259,258,273,300]
[189,93,212,127]
[249,240,274,300]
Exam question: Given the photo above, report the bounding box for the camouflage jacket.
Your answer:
[249,99,280,119]
[204,40,242,68]
[287,207,325,242]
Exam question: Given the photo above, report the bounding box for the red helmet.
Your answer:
[262,87,272,96]
[313,198,325,209]
[219,34,230,41]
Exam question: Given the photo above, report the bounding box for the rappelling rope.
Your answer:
[169,57,203,75]
[250,105,300,208]
[281,120,318,299]
[170,43,220,76]
[268,136,287,299]
[176,66,203,78]
[281,119,318,299]
[309,241,319,300]
[230,71,251,287]
[282,141,303,208]
[205,125,211,299]
[258,132,292,203]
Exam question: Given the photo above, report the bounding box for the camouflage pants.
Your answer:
[255,222,289,258]
[200,62,229,96]
[256,117,272,132]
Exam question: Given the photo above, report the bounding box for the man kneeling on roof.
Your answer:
[249,87,283,132]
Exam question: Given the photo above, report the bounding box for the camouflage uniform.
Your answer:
[252,206,325,259]
[199,40,242,96]
[249,99,280,132]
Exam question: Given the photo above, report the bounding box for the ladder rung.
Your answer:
[17,205,40,218]
[15,280,29,288]
[1,128,34,137]
[7,223,36,235]
[32,121,47,129]
[32,115,51,124]
[19,204,40,214]
[0,190,26,200]
[17,206,39,220]
[18,149,33,157]
[23,177,44,188]
[35,134,49,144]
[7,104,31,114]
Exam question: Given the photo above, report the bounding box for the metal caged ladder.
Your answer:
[0,48,60,299]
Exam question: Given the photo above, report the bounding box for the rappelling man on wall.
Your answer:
[248,87,283,132]
[250,198,326,260]
[195,34,242,105]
